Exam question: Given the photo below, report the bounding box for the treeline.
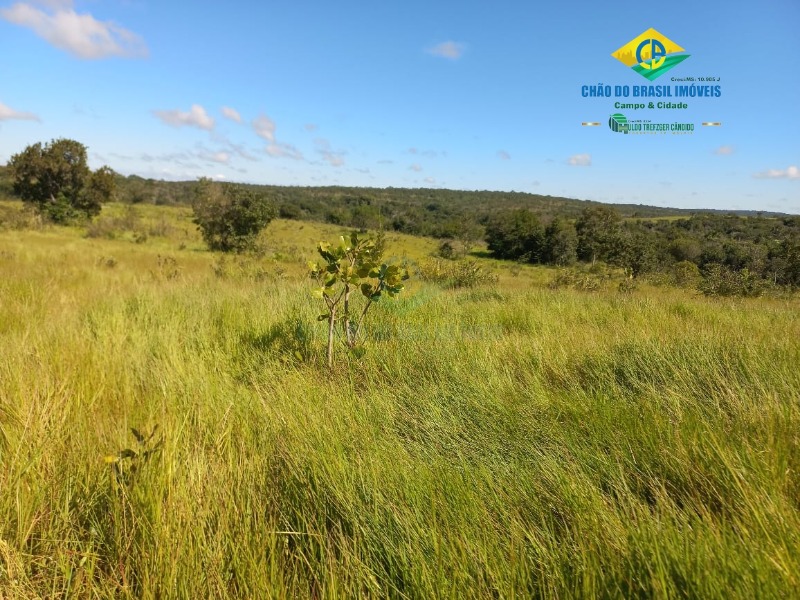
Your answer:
[105,175,782,239]
[485,206,800,292]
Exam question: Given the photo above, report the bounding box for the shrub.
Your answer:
[0,203,42,230]
[699,264,768,297]
[548,268,603,292]
[672,260,702,288]
[417,259,498,289]
[192,178,276,252]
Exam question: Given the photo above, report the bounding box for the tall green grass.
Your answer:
[1,206,799,598]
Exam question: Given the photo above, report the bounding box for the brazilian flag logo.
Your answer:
[612,28,690,81]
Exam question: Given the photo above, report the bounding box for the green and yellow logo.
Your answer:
[611,28,690,81]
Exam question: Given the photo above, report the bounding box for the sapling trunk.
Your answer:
[343,282,353,347]
[327,306,336,368]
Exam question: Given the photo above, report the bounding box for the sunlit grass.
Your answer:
[1,201,799,598]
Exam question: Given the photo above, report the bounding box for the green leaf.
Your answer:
[323,286,337,297]
[131,428,144,444]
[361,283,373,297]
[317,314,330,321]
[312,288,325,299]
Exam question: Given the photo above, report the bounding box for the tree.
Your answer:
[192,178,276,252]
[81,166,117,215]
[7,138,114,222]
[485,209,545,262]
[575,206,622,264]
[543,218,578,266]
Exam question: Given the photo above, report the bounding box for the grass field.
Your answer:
[1,201,799,598]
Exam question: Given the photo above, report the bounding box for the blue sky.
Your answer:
[1,0,798,213]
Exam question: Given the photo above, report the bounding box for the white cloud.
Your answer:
[0,101,40,121]
[153,104,215,131]
[409,163,422,172]
[266,142,303,160]
[754,166,800,180]
[0,1,147,59]
[304,123,318,132]
[497,150,511,160]
[567,153,591,167]
[315,138,345,167]
[252,114,276,142]
[221,106,242,123]
[714,145,735,155]
[200,151,230,165]
[427,41,465,60]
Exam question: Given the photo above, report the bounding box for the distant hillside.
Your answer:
[0,165,789,238]
[108,174,789,238]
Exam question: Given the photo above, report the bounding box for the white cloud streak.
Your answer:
[714,145,735,155]
[153,104,215,131]
[754,166,799,180]
[427,41,465,60]
[221,106,242,123]
[0,1,148,59]
[315,138,345,167]
[0,101,40,121]
[266,142,303,160]
[252,114,276,142]
[567,153,591,167]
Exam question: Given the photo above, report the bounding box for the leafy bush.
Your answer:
[672,260,702,288]
[699,264,769,297]
[192,178,276,252]
[0,203,42,230]
[417,259,498,289]
[617,278,639,294]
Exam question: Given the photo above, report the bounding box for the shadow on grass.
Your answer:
[239,317,317,363]
[467,249,493,259]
